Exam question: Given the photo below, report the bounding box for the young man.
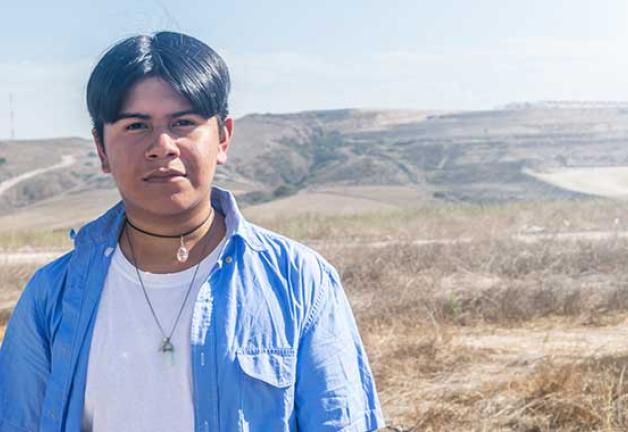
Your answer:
[0,32,385,431]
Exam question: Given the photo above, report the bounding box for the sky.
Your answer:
[0,0,627,139]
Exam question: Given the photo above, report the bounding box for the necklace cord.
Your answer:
[126,209,214,239]
[124,212,216,347]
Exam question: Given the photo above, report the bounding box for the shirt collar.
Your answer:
[210,186,266,251]
[72,187,266,252]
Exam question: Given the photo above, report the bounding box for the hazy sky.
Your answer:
[1,0,627,139]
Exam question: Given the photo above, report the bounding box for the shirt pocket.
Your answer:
[236,347,296,431]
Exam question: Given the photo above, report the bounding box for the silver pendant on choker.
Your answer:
[177,236,189,263]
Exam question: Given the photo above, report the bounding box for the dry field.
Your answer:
[524,166,628,199]
[3,197,628,430]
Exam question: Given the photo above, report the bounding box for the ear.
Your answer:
[216,117,234,166]
[92,128,111,173]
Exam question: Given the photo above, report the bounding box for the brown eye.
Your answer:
[173,119,196,127]
[126,122,147,131]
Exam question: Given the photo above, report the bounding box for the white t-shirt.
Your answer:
[82,238,224,432]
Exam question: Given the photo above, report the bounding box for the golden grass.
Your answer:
[380,352,628,431]
[499,355,628,431]
[259,197,628,430]
[253,197,628,242]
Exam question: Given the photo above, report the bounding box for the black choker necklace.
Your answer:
[125,209,215,263]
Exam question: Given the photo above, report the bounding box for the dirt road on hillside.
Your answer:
[0,155,76,196]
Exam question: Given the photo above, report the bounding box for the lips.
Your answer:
[143,167,187,182]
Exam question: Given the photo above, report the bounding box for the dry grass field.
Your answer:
[3,197,628,430]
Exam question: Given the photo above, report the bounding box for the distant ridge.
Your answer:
[503,100,628,109]
[1,105,628,219]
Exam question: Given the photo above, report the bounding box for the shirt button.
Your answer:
[104,247,114,257]
[225,256,233,264]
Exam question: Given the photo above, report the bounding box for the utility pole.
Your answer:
[9,93,15,140]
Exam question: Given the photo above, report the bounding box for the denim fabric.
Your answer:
[0,188,385,432]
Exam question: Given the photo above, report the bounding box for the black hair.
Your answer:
[86,31,230,144]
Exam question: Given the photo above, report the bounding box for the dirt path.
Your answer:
[458,319,628,361]
[0,155,76,196]
[1,228,626,265]
[0,250,67,265]
[309,229,628,250]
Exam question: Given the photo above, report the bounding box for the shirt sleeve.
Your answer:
[295,264,385,432]
[0,269,51,432]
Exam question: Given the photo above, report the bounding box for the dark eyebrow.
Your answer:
[113,110,201,122]
[114,112,151,122]
[171,110,202,117]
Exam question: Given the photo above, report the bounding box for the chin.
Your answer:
[124,192,207,218]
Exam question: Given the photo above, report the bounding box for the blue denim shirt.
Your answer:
[0,188,385,432]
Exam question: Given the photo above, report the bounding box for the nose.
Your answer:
[145,131,180,160]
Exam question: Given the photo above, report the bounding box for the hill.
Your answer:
[1,106,628,228]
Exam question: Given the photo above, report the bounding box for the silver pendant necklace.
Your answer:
[126,210,214,263]
[124,216,213,354]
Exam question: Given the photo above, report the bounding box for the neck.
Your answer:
[120,206,227,274]
[127,209,213,239]
[124,201,214,238]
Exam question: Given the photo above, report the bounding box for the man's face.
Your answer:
[95,77,233,219]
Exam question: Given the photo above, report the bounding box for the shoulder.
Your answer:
[29,249,74,289]
[18,250,74,321]
[33,249,74,280]
[245,222,338,283]
[240,223,342,331]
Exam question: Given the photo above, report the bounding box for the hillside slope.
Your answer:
[1,106,627,222]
